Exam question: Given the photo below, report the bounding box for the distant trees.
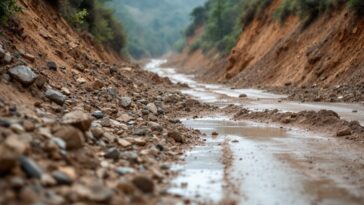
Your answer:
[49,0,126,54]
[186,0,363,55]
[105,0,205,59]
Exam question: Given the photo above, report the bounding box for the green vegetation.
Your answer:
[187,0,364,55]
[105,0,206,59]
[188,0,272,54]
[0,0,21,24]
[50,0,126,54]
[274,0,342,26]
[348,0,364,16]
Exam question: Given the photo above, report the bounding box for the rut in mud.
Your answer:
[145,60,364,205]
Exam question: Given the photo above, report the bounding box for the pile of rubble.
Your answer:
[0,42,213,204]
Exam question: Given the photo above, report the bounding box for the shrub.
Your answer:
[48,0,126,53]
[0,0,21,24]
[275,0,343,26]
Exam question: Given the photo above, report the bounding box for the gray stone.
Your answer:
[104,148,120,160]
[86,184,114,202]
[8,65,38,86]
[115,167,135,176]
[120,151,138,163]
[20,156,43,179]
[107,87,118,97]
[0,47,5,59]
[52,171,73,185]
[146,103,158,115]
[120,97,132,108]
[133,127,148,136]
[45,88,66,105]
[4,52,12,64]
[52,137,66,150]
[92,110,104,119]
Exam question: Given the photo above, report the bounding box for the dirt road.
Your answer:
[145,59,364,204]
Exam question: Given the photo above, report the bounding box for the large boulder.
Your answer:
[8,65,38,86]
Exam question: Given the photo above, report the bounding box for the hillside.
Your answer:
[174,0,364,103]
[0,0,208,204]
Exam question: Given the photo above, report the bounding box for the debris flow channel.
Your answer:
[145,59,364,204]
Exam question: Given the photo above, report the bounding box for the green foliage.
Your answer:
[50,0,126,54]
[348,0,364,16]
[187,0,258,54]
[0,0,21,24]
[275,0,342,25]
[186,6,207,37]
[239,0,272,28]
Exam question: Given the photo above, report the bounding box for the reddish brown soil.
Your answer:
[171,0,364,102]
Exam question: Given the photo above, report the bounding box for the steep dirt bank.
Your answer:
[0,1,215,204]
[171,1,364,103]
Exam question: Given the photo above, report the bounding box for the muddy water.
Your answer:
[144,59,364,204]
[169,117,364,204]
[145,59,364,125]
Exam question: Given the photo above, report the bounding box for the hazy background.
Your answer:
[105,0,206,59]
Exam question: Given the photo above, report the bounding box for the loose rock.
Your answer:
[146,103,158,115]
[53,125,84,150]
[47,61,57,71]
[8,65,38,86]
[62,111,92,131]
[20,156,43,179]
[168,131,183,143]
[45,88,66,105]
[131,176,154,193]
[120,97,132,108]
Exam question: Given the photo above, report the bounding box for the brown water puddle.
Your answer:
[168,117,364,205]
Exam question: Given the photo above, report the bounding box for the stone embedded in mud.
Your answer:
[62,111,93,131]
[149,121,163,132]
[133,127,148,136]
[146,103,158,115]
[91,127,104,140]
[104,147,120,160]
[47,61,57,71]
[73,183,114,202]
[19,156,43,179]
[22,53,35,62]
[131,176,155,193]
[116,167,135,176]
[53,125,84,150]
[45,88,66,105]
[52,171,73,185]
[118,139,131,147]
[23,120,35,132]
[4,52,12,64]
[0,46,5,59]
[239,93,247,98]
[134,138,147,146]
[8,65,38,86]
[336,127,352,137]
[167,131,183,143]
[120,97,132,108]
[92,110,104,119]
